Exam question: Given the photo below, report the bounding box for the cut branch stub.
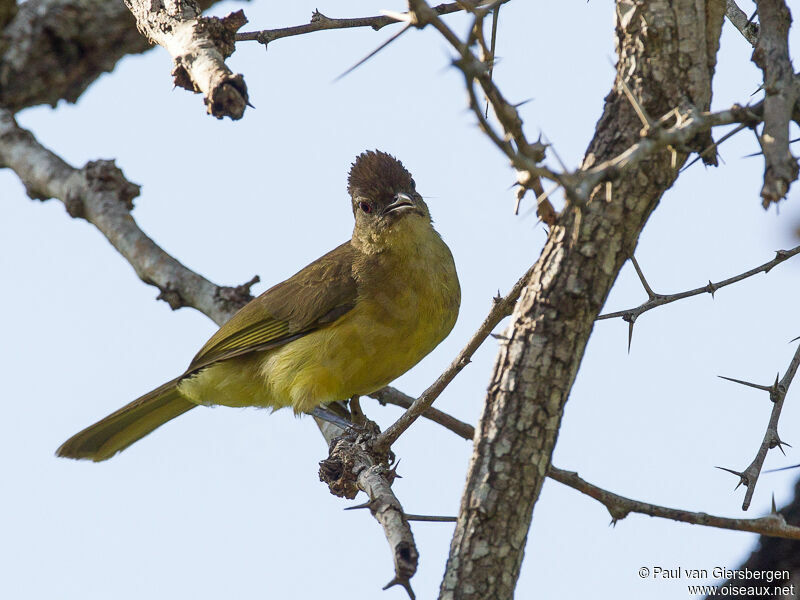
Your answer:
[123,0,249,119]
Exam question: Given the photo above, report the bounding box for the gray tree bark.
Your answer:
[440,2,726,598]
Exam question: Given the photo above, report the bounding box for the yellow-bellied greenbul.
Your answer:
[57,150,461,461]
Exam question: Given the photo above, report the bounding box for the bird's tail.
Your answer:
[56,377,196,462]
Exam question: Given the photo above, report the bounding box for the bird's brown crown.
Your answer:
[347,150,416,202]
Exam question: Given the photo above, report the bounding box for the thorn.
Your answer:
[333,24,412,82]
[772,435,792,455]
[387,459,403,482]
[772,493,777,514]
[490,332,509,340]
[770,372,782,402]
[705,280,717,298]
[791,335,800,343]
[383,577,416,600]
[627,320,634,353]
[717,375,773,393]
[716,466,748,490]
[765,463,800,473]
[404,514,457,522]
[680,124,747,172]
[622,313,637,353]
[514,186,526,215]
[344,500,374,511]
[616,71,651,129]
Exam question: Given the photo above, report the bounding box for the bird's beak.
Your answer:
[382,192,415,215]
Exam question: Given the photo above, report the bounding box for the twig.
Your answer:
[368,386,474,440]
[726,0,760,46]
[549,467,800,539]
[680,123,749,172]
[597,245,800,323]
[377,399,800,539]
[0,109,254,326]
[484,4,500,118]
[405,0,549,183]
[319,429,418,599]
[717,341,800,510]
[236,3,466,45]
[374,263,536,452]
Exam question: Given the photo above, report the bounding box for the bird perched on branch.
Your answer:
[57,150,461,461]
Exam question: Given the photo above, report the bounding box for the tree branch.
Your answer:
[0,108,254,326]
[752,0,799,206]
[718,341,800,510]
[597,245,800,327]
[549,467,800,540]
[430,1,727,597]
[374,263,536,453]
[385,397,800,541]
[123,0,249,119]
[236,2,465,45]
[0,0,224,112]
[369,386,475,441]
[725,0,760,46]
[319,428,418,599]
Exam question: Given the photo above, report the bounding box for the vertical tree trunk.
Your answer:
[440,2,726,598]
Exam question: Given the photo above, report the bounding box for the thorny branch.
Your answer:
[718,341,800,510]
[319,427,419,599]
[236,2,465,45]
[369,387,475,441]
[397,0,778,217]
[374,262,536,453]
[549,467,800,540]
[394,394,800,540]
[597,245,800,350]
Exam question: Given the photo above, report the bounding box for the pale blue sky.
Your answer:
[2,2,800,598]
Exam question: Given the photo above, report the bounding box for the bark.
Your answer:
[123,0,248,119]
[0,0,222,112]
[752,0,799,207]
[440,2,726,598]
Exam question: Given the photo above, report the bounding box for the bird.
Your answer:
[57,150,461,461]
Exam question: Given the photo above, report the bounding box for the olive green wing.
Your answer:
[186,242,358,373]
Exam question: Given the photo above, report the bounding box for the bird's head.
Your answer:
[347,151,431,249]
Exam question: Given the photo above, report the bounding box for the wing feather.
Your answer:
[186,242,358,374]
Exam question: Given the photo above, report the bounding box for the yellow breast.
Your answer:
[179,215,460,414]
[261,215,460,413]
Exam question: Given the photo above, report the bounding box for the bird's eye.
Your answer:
[359,201,372,214]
